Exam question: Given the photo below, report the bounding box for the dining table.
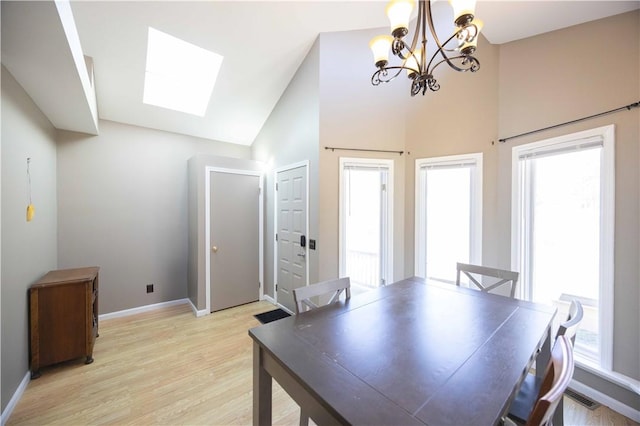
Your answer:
[249,276,558,425]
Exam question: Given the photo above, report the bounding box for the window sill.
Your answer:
[575,356,640,394]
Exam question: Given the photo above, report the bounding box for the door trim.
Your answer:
[273,160,309,309]
[338,157,394,286]
[205,166,264,314]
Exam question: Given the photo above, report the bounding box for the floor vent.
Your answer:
[565,388,601,410]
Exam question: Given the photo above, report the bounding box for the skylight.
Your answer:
[143,27,223,116]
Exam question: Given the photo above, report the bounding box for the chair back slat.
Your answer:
[293,277,351,314]
[456,262,520,298]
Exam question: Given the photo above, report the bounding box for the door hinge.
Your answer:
[381,278,386,286]
[259,281,261,288]
[275,284,278,291]
[275,233,278,241]
[276,183,278,191]
[258,187,262,195]
[381,183,387,191]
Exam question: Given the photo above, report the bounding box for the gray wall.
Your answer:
[251,38,321,297]
[56,120,250,314]
[497,9,639,389]
[1,67,58,411]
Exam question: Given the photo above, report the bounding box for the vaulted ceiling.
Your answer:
[3,1,638,146]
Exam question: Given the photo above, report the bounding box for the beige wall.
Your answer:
[498,11,640,383]
[57,120,250,314]
[403,34,501,275]
[318,28,407,282]
[1,67,58,411]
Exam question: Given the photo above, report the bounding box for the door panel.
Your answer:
[210,171,260,311]
[276,165,307,312]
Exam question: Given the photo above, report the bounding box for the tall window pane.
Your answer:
[527,148,601,358]
[344,168,381,288]
[415,154,482,284]
[425,167,471,283]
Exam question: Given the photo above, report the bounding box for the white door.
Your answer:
[339,158,393,293]
[276,165,308,313]
[210,171,260,312]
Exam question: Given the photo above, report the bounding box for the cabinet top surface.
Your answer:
[31,267,100,288]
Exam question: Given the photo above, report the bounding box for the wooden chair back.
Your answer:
[455,262,520,298]
[293,277,351,314]
[526,335,575,426]
[557,299,584,345]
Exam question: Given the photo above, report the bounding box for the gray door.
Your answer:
[276,165,307,312]
[210,171,260,312]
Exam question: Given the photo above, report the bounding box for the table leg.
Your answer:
[536,328,551,378]
[253,342,272,426]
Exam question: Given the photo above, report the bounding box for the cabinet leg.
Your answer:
[85,356,94,364]
[31,370,41,379]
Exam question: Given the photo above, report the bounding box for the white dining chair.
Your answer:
[504,335,575,426]
[506,300,583,424]
[293,277,351,425]
[293,277,351,315]
[456,262,520,298]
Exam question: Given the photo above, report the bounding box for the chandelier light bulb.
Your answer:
[449,0,477,26]
[405,49,422,78]
[386,0,415,38]
[458,18,483,54]
[370,35,394,68]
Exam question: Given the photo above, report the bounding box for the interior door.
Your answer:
[276,165,307,313]
[210,171,260,312]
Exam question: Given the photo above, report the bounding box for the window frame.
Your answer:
[510,124,615,370]
[338,157,394,287]
[414,153,483,280]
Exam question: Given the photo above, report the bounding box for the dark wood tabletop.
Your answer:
[249,277,557,425]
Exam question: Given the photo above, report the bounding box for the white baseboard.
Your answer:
[1,371,30,426]
[261,294,276,305]
[570,379,640,422]
[188,299,209,317]
[98,298,189,321]
[259,294,291,314]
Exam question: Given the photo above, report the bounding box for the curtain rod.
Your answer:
[324,146,404,155]
[498,101,640,144]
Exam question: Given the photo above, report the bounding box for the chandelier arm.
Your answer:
[371,66,408,85]
[424,0,479,74]
[424,30,462,74]
[428,55,480,75]
[424,0,449,54]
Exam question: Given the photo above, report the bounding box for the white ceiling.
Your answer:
[5,1,640,146]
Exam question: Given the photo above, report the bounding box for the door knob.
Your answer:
[212,246,218,253]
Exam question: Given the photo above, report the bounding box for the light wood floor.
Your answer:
[7,301,638,426]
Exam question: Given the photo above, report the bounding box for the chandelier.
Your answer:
[370,0,482,96]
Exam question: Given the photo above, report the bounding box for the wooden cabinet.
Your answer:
[29,267,99,378]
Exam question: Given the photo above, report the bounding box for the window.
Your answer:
[339,158,393,293]
[512,125,614,369]
[143,27,223,116]
[415,153,482,283]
